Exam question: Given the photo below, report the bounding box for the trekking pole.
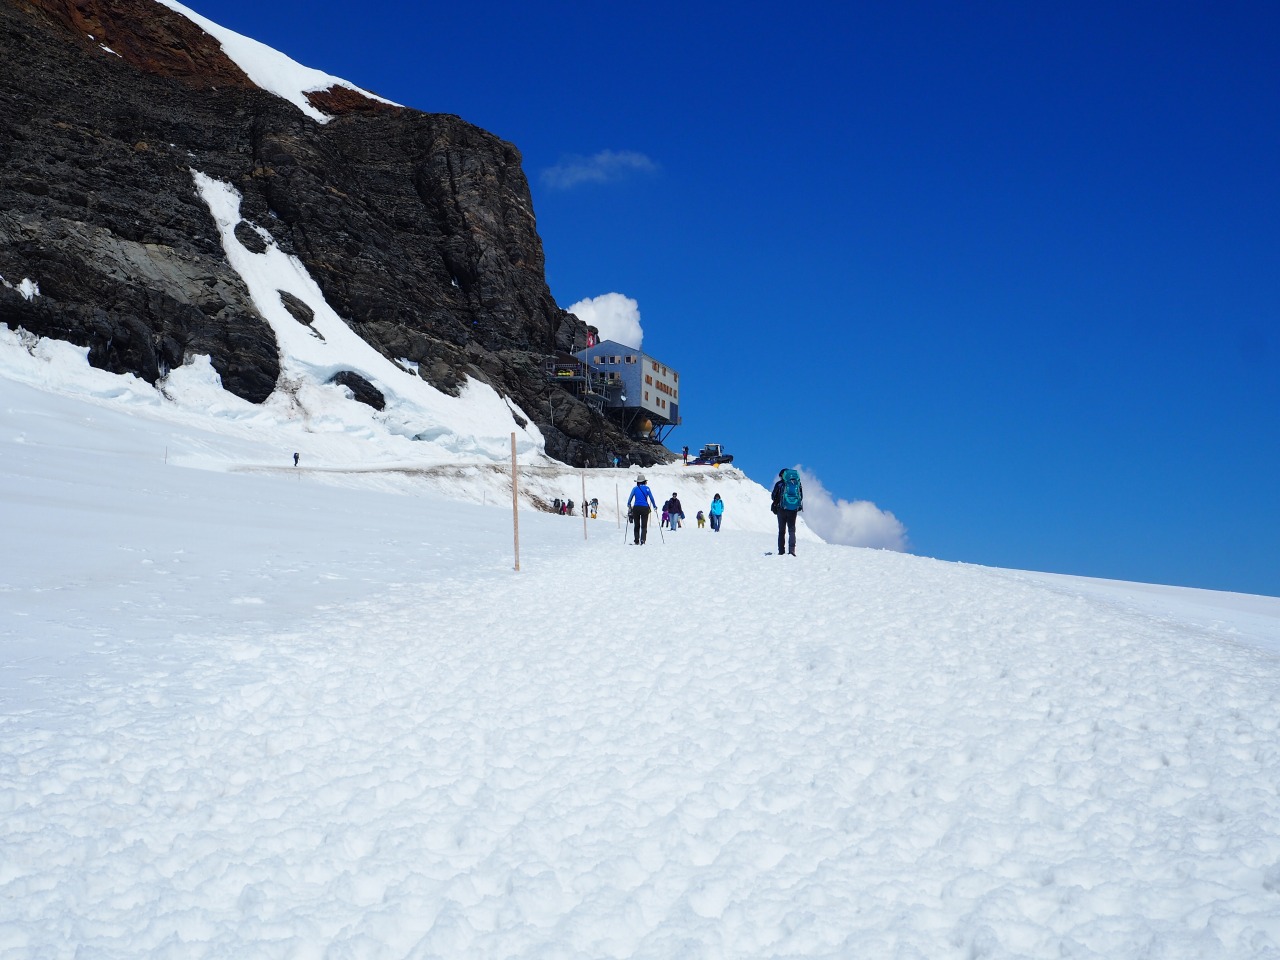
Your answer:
[656,507,665,544]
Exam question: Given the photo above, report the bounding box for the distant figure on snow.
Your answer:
[666,493,684,531]
[709,493,725,532]
[771,468,803,556]
[682,445,689,464]
[627,474,658,545]
[293,452,299,467]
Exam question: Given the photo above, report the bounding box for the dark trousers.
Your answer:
[777,509,798,555]
[632,506,651,543]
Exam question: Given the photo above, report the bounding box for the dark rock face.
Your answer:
[0,0,671,467]
[330,371,385,411]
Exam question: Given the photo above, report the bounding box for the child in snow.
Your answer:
[696,510,706,529]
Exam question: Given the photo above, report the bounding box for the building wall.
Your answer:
[576,340,680,424]
[640,355,681,425]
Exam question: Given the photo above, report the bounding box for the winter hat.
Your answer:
[636,475,646,483]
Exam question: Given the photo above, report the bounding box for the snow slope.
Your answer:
[2,331,1280,958]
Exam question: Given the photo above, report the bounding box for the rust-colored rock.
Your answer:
[307,84,401,117]
[22,0,257,90]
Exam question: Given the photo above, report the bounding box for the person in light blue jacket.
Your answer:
[626,475,658,545]
[708,493,725,532]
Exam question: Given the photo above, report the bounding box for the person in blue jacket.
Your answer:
[627,474,658,545]
[708,493,725,532]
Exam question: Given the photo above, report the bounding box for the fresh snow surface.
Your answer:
[3,330,1280,959]
[154,0,401,122]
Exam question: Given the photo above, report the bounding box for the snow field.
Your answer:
[4,493,1280,957]
[2,334,1280,958]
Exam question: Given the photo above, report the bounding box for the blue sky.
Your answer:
[186,0,1277,595]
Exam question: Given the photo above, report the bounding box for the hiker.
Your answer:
[696,510,706,529]
[709,493,725,532]
[682,445,689,464]
[771,468,803,556]
[627,474,658,544]
[666,493,684,531]
[293,452,299,467]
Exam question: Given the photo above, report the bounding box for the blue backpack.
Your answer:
[779,469,802,511]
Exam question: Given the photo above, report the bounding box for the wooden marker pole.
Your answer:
[581,471,588,540]
[510,432,520,572]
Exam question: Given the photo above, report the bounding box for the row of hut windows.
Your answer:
[644,374,678,400]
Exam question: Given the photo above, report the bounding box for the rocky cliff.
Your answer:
[0,0,666,466]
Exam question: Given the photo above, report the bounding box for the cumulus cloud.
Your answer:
[796,467,908,551]
[566,293,644,349]
[540,150,658,190]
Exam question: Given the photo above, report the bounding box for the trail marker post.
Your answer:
[510,433,520,572]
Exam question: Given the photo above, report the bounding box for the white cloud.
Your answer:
[566,293,644,350]
[796,467,908,551]
[540,150,657,190]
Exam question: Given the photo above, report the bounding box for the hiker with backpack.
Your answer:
[771,468,803,556]
[709,493,725,532]
[627,474,658,545]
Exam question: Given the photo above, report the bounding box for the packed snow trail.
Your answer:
[4,517,1279,958]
